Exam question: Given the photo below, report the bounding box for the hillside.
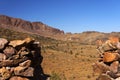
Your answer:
[0,27,99,80]
[0,15,120,44]
[0,15,64,39]
[1,15,120,44]
[1,15,120,80]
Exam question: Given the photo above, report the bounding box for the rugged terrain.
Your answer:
[0,15,120,80]
[0,27,99,80]
[1,15,120,44]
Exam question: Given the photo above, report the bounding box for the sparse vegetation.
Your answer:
[50,72,61,80]
[0,27,98,80]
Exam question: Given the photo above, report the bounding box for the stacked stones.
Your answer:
[0,38,41,80]
[93,37,120,80]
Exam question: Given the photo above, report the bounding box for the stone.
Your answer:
[20,51,29,56]
[14,66,34,77]
[92,62,110,74]
[3,46,16,58]
[110,61,119,73]
[8,54,20,60]
[0,38,8,50]
[24,37,34,44]
[117,42,120,49]
[17,47,29,56]
[0,53,6,61]
[0,67,11,79]
[21,67,34,77]
[14,66,26,75]
[9,76,29,80]
[9,40,25,47]
[33,41,40,45]
[0,57,28,67]
[103,52,118,62]
[115,77,120,80]
[19,60,31,68]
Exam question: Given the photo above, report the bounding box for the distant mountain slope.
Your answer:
[0,15,64,38]
[0,15,120,44]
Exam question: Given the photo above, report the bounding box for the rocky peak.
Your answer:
[0,15,64,37]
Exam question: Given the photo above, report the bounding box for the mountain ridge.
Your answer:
[1,15,120,44]
[0,15,64,38]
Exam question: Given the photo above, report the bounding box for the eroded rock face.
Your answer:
[0,38,44,80]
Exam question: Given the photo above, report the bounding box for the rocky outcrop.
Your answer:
[0,38,48,80]
[93,37,120,80]
[0,15,64,38]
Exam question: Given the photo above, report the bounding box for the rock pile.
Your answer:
[93,37,120,80]
[0,38,43,80]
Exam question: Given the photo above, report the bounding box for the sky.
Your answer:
[0,0,120,33]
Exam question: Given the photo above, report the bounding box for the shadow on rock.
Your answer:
[27,42,50,80]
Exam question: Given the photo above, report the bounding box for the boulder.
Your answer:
[9,76,29,80]
[3,46,16,58]
[0,67,11,79]
[0,53,6,61]
[103,52,119,62]
[23,37,34,44]
[115,77,120,80]
[9,40,25,47]
[92,62,110,74]
[0,57,28,67]
[14,66,34,77]
[14,66,26,75]
[0,38,8,50]
[109,61,119,73]
[19,60,31,68]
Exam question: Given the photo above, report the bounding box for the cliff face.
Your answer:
[0,15,64,37]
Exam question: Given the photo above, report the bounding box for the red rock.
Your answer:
[103,52,118,62]
[9,76,29,80]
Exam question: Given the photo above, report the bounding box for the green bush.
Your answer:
[50,72,61,80]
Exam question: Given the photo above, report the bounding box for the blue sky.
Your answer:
[0,0,120,33]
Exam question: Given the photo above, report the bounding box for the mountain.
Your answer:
[1,15,120,44]
[0,15,64,38]
[1,15,120,80]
